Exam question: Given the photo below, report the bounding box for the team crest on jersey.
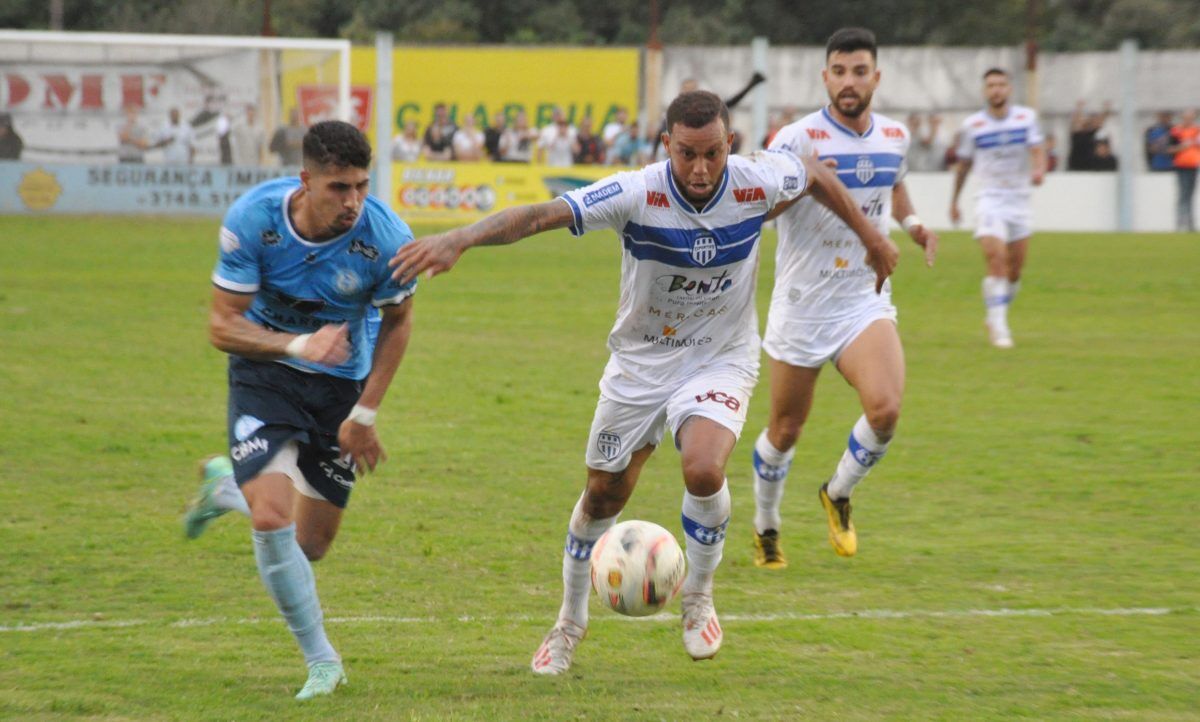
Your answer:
[596,431,621,461]
[261,230,281,246]
[691,234,717,266]
[349,238,379,261]
[334,268,361,296]
[855,156,876,184]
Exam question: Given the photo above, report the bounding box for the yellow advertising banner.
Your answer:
[281,46,640,145]
[389,161,625,225]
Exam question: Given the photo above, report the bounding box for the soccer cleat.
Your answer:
[681,592,722,660]
[531,619,586,675]
[986,320,1014,349]
[819,482,857,557]
[183,455,234,539]
[752,529,788,569]
[294,661,347,700]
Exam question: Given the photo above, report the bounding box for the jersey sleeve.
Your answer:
[371,213,418,307]
[559,171,641,237]
[211,208,262,294]
[955,121,975,160]
[749,149,809,208]
[896,124,912,183]
[768,124,813,158]
[1025,110,1045,146]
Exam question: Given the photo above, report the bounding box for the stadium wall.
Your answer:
[0,160,1181,232]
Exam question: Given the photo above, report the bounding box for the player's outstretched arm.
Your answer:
[892,181,938,268]
[389,200,574,285]
[208,287,349,366]
[338,297,414,473]
[795,154,899,293]
[1030,144,1047,186]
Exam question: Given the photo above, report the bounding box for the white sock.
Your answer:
[557,493,618,628]
[982,275,1009,326]
[826,415,890,501]
[1008,280,1021,305]
[752,429,793,534]
[680,481,730,597]
[214,474,250,516]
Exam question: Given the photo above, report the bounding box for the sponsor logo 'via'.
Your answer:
[732,187,766,203]
[646,190,669,208]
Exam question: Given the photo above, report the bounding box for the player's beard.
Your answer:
[833,89,872,119]
[988,95,1008,110]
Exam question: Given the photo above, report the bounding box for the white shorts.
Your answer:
[763,301,897,369]
[974,195,1033,243]
[261,440,330,502]
[584,360,757,472]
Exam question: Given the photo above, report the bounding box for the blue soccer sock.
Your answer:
[681,481,730,597]
[752,429,794,534]
[826,415,890,501]
[252,524,339,667]
[558,492,618,628]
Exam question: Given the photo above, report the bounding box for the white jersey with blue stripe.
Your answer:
[212,177,417,380]
[956,105,1044,196]
[560,151,808,387]
[768,108,909,321]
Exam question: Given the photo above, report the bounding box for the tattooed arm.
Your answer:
[389,200,574,284]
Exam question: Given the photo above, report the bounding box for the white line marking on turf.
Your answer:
[0,606,1188,634]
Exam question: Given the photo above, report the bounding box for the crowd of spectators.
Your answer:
[390,103,669,168]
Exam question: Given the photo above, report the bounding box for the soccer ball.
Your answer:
[590,520,687,617]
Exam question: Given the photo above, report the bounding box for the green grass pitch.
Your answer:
[1,215,1197,720]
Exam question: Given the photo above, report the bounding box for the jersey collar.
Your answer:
[665,161,730,215]
[821,106,875,139]
[282,186,365,247]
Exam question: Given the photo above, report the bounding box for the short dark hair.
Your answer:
[826,27,877,61]
[984,67,1009,80]
[665,90,729,135]
[303,120,372,170]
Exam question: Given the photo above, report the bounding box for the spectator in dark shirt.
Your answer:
[422,103,457,161]
[0,113,24,160]
[572,116,604,165]
[485,111,506,162]
[1145,111,1175,172]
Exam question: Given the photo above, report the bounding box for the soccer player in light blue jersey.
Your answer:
[182,120,416,700]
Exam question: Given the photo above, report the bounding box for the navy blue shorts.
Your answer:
[226,356,363,508]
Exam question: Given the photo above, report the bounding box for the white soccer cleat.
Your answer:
[681,592,723,660]
[530,619,585,675]
[986,320,1014,349]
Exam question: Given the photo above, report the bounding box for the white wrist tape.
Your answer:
[901,214,923,233]
[284,333,311,358]
[348,403,377,426]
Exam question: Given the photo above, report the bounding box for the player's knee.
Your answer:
[298,536,332,562]
[681,459,725,495]
[584,476,633,518]
[249,504,291,532]
[770,418,803,450]
[865,401,900,439]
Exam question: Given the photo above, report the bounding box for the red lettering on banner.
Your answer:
[732,187,766,203]
[646,190,669,208]
[806,128,831,140]
[2,75,30,107]
[42,75,73,109]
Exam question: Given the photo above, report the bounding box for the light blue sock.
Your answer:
[252,524,339,667]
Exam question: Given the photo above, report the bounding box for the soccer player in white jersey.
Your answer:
[750,27,939,567]
[390,91,898,674]
[950,68,1046,348]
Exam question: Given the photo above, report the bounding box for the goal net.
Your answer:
[0,30,351,165]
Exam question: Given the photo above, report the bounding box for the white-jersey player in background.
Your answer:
[950,68,1046,348]
[390,91,897,674]
[750,27,938,567]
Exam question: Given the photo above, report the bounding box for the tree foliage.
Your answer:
[5,0,1200,49]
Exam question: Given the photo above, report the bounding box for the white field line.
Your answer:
[0,605,1189,634]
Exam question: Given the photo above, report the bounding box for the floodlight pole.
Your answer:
[1024,0,1040,109]
[1117,38,1137,232]
[375,32,394,210]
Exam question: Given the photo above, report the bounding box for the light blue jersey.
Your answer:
[212,177,416,380]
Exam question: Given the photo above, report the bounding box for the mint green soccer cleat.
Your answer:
[295,662,347,700]
[182,455,234,539]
